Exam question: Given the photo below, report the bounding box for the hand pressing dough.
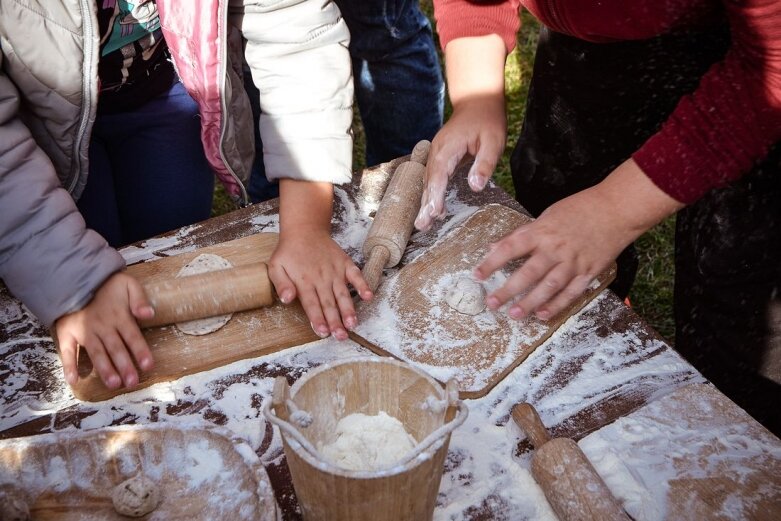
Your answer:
[445,277,486,315]
[112,474,160,517]
[175,253,233,335]
[319,411,417,471]
[0,484,29,521]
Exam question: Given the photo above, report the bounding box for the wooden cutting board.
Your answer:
[0,424,278,520]
[69,233,318,402]
[579,383,781,520]
[353,204,616,399]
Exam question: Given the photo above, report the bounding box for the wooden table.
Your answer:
[2,159,779,520]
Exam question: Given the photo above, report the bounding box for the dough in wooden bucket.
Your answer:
[265,357,468,521]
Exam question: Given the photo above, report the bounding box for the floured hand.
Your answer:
[476,159,684,320]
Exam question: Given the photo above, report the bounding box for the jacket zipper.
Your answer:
[69,0,96,195]
[217,1,249,206]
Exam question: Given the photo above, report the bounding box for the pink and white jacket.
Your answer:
[0,0,353,325]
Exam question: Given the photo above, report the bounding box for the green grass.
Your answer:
[213,5,676,342]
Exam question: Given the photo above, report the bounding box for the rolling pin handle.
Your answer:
[512,402,551,449]
[362,245,391,293]
[410,139,431,165]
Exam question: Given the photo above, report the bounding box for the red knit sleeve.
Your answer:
[433,0,522,54]
[632,0,781,204]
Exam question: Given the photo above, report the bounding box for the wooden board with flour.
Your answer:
[353,203,616,399]
[68,233,318,402]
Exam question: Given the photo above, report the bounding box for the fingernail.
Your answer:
[345,316,357,330]
[468,170,487,191]
[415,206,431,227]
[334,329,348,341]
[473,268,485,281]
[140,357,153,371]
[126,374,138,387]
[280,290,293,304]
[486,296,500,309]
[67,371,77,385]
[536,309,550,320]
[311,323,329,338]
[107,375,121,389]
[509,306,526,319]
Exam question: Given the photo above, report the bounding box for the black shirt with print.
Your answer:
[96,0,176,114]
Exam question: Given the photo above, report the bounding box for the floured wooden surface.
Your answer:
[2,159,764,520]
[69,233,319,402]
[0,423,277,520]
[353,204,616,398]
[579,383,781,521]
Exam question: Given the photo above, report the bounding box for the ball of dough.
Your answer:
[445,277,486,315]
[0,484,29,521]
[112,474,160,518]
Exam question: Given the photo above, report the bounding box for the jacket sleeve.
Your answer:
[632,0,781,204]
[230,0,353,185]
[433,0,522,54]
[0,57,125,327]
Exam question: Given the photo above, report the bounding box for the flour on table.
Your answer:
[175,253,233,335]
[445,277,486,315]
[112,474,160,517]
[319,411,417,471]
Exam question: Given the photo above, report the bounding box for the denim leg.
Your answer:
[337,0,444,165]
[92,81,215,245]
[244,1,443,202]
[243,65,279,204]
[77,137,124,248]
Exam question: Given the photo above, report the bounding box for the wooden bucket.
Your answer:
[264,357,467,521]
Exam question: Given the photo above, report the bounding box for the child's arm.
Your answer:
[269,179,371,340]
[414,34,508,231]
[235,0,369,337]
[0,55,152,389]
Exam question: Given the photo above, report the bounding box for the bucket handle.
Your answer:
[263,377,469,469]
[264,376,324,458]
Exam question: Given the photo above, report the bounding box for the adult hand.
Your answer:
[415,34,508,231]
[476,159,684,320]
[55,272,154,389]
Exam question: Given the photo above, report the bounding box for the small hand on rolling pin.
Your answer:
[511,403,631,521]
[362,140,431,292]
[57,261,277,391]
[55,272,155,391]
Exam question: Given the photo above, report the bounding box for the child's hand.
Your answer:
[415,34,508,231]
[55,272,154,390]
[268,228,370,341]
[415,96,506,231]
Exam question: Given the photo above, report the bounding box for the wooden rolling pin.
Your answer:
[511,403,630,521]
[362,140,430,291]
[137,262,274,328]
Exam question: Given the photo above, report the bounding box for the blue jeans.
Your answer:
[246,0,444,203]
[78,81,214,247]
